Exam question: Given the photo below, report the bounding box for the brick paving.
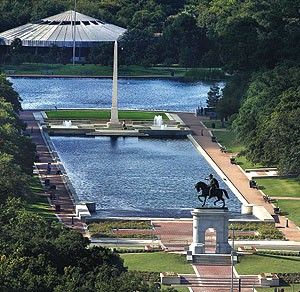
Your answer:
[177,113,300,242]
[20,110,86,234]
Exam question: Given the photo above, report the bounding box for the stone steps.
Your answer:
[181,276,260,288]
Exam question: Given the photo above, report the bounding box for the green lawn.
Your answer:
[26,176,57,221]
[120,252,194,274]
[212,130,244,153]
[235,254,300,274]
[46,109,168,121]
[256,177,300,198]
[235,155,264,170]
[256,284,300,292]
[162,286,189,292]
[276,200,300,226]
[1,63,188,77]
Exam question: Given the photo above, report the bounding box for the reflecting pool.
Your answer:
[10,77,224,112]
[51,136,241,218]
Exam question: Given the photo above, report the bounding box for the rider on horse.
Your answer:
[207,174,219,199]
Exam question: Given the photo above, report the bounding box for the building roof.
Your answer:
[0,10,126,48]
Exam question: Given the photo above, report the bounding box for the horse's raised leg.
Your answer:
[198,195,203,203]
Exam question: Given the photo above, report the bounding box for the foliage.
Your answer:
[233,64,300,175]
[0,199,161,291]
[88,220,153,239]
[0,74,22,111]
[197,0,300,71]
[216,73,250,119]
[229,223,284,240]
[206,84,221,108]
[183,68,225,81]
[277,273,300,284]
[0,98,36,174]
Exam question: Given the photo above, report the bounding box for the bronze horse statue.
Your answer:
[195,181,229,208]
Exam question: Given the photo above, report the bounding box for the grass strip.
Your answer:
[235,254,300,275]
[46,109,168,121]
[256,177,300,198]
[256,285,300,292]
[212,130,244,153]
[26,176,57,221]
[1,63,188,77]
[89,220,153,239]
[276,200,300,227]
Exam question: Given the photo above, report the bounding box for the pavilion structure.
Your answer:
[0,10,126,61]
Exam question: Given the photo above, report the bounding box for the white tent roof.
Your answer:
[0,10,126,48]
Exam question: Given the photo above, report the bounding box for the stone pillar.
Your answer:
[109,41,120,125]
[189,208,231,255]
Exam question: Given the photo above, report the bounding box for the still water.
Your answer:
[10,77,224,112]
[51,136,241,218]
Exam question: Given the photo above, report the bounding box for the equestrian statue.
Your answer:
[195,174,229,208]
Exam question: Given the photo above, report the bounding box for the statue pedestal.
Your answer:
[188,208,231,262]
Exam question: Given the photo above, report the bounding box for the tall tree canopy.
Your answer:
[233,64,300,175]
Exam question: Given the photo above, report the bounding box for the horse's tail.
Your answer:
[222,189,229,199]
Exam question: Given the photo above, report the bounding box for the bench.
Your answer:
[263,194,276,203]
[220,146,227,153]
[230,156,236,164]
[249,179,258,189]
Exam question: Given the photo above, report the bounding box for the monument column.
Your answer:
[109,40,120,125]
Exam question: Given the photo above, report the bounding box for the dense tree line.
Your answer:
[196,0,300,175]
[0,74,35,203]
[0,199,165,291]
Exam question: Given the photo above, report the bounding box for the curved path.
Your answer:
[177,113,300,241]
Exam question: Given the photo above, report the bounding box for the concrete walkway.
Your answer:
[177,113,300,242]
[20,110,86,234]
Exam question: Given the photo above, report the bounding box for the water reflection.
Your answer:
[51,136,241,218]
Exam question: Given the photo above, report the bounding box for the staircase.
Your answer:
[181,275,260,289]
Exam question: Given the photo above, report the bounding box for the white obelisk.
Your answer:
[109,41,120,125]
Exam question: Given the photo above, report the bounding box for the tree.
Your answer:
[233,64,300,175]
[206,84,221,108]
[0,153,30,203]
[216,73,250,119]
[0,75,22,112]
